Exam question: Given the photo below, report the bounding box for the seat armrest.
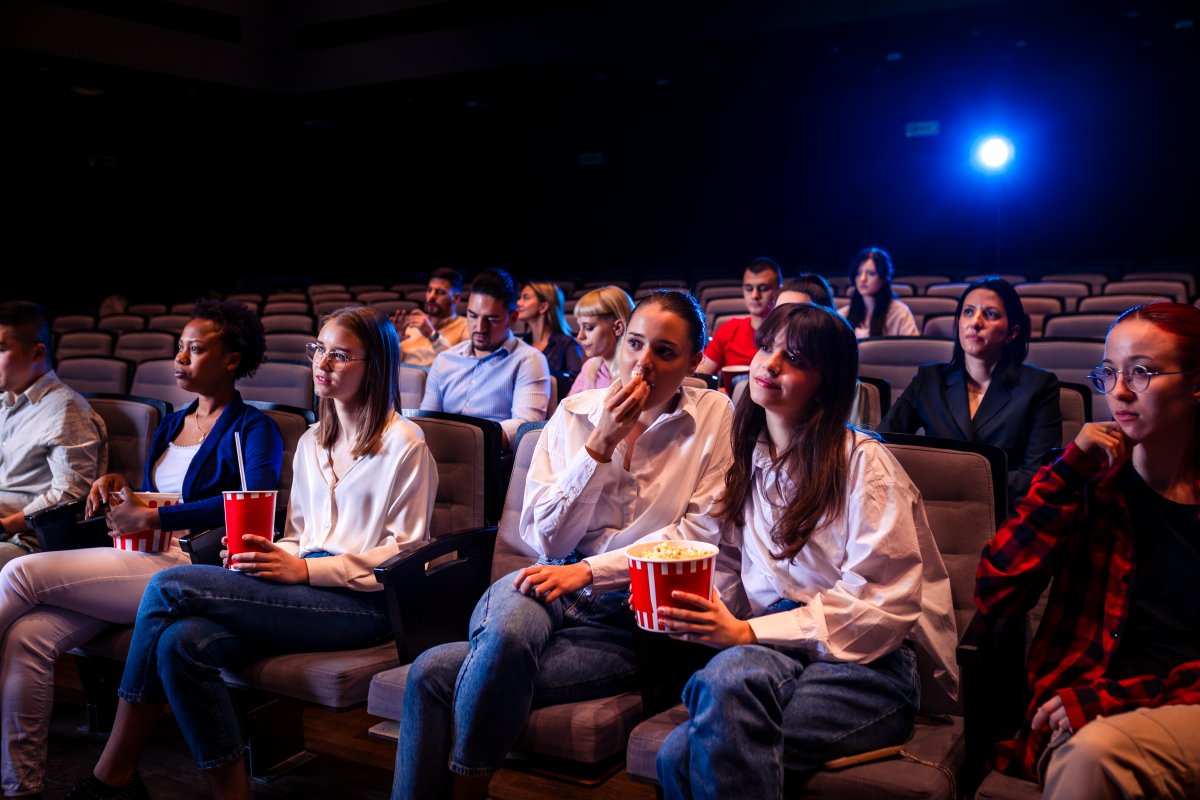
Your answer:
[25,498,86,529]
[374,527,498,664]
[179,527,226,567]
[25,499,111,551]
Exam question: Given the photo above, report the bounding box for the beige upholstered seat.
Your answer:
[221,643,399,709]
[899,276,952,295]
[268,292,308,303]
[1041,314,1116,339]
[261,314,314,334]
[1103,279,1188,303]
[1025,340,1107,421]
[244,402,313,532]
[314,300,364,316]
[904,297,960,330]
[97,315,146,333]
[1058,386,1087,447]
[52,315,96,333]
[370,300,419,317]
[1015,296,1062,337]
[236,362,313,409]
[1015,282,1089,313]
[114,332,176,363]
[400,365,427,410]
[624,436,1004,799]
[58,358,129,395]
[1128,270,1195,295]
[1077,294,1165,314]
[367,426,644,765]
[262,301,310,316]
[1039,273,1108,294]
[407,415,486,537]
[57,331,114,360]
[923,315,956,339]
[131,359,196,411]
[356,291,400,303]
[973,770,1042,799]
[127,303,167,317]
[84,396,164,487]
[858,338,955,399]
[926,283,971,299]
[147,315,190,335]
[263,333,312,363]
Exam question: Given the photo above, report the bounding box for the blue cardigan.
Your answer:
[142,393,283,532]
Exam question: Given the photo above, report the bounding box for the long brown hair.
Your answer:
[315,306,402,458]
[524,281,573,336]
[717,303,863,562]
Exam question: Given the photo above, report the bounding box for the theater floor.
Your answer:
[43,656,655,800]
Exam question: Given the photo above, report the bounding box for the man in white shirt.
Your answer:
[395,268,471,367]
[420,269,551,449]
[0,302,107,567]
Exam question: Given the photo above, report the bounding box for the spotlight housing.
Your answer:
[973,135,1014,173]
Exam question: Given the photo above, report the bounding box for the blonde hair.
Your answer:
[574,286,635,385]
[524,282,573,337]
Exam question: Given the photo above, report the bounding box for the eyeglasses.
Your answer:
[305,342,365,372]
[1086,365,1200,394]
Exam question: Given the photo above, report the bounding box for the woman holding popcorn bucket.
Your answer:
[653,302,959,800]
[393,290,746,800]
[65,305,437,800]
[0,299,283,799]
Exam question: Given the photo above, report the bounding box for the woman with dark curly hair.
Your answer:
[0,300,283,799]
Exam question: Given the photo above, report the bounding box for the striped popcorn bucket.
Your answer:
[112,493,183,553]
[627,542,719,633]
[223,490,277,569]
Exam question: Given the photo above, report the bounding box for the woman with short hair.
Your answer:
[568,285,635,396]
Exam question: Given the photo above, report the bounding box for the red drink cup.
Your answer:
[223,490,277,568]
[112,492,182,552]
[627,541,719,632]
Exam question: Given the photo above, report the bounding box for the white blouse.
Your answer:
[521,386,744,607]
[152,442,199,495]
[277,412,438,591]
[839,299,920,339]
[740,430,959,713]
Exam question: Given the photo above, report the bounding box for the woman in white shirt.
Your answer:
[654,302,958,800]
[0,300,283,800]
[839,247,920,338]
[67,306,437,800]
[393,290,742,800]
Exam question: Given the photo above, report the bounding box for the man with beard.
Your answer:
[396,268,470,366]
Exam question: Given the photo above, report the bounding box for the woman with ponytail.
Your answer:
[976,302,1200,799]
[653,303,957,800]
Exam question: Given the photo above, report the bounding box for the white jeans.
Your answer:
[0,545,190,796]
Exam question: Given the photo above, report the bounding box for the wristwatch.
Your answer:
[429,330,441,342]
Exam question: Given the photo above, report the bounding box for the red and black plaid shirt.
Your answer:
[976,442,1200,781]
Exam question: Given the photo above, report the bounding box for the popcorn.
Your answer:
[645,542,707,561]
[630,362,645,380]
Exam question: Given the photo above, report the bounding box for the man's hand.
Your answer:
[105,487,159,536]
[404,309,437,337]
[512,562,593,604]
[1032,694,1074,733]
[0,511,28,534]
[656,590,757,650]
[225,535,311,584]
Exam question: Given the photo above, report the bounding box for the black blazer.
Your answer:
[877,363,1062,505]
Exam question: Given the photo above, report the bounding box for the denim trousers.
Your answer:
[392,568,637,799]
[655,632,920,800]
[118,561,390,769]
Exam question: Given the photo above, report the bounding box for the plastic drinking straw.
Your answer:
[234,431,249,492]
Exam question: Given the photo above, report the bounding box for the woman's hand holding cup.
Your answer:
[585,369,650,461]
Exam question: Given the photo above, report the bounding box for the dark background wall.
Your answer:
[3,0,1197,314]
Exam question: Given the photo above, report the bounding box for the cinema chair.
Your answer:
[624,434,1010,800]
[1077,294,1165,314]
[905,297,961,331]
[131,359,197,411]
[400,364,428,410]
[52,314,96,333]
[56,357,134,395]
[1058,383,1092,447]
[261,314,315,334]
[266,292,307,303]
[56,331,115,360]
[1041,313,1116,340]
[227,293,263,305]
[367,422,646,779]
[1024,339,1107,420]
[356,291,400,303]
[97,314,146,333]
[1039,273,1108,294]
[371,300,419,317]
[967,274,1028,287]
[859,375,891,421]
[114,331,176,363]
[264,333,312,363]
[897,275,952,295]
[348,284,384,295]
[314,300,363,316]
[1127,269,1196,295]
[923,315,956,339]
[1016,296,1064,337]
[1103,278,1188,303]
[236,362,314,410]
[147,314,190,335]
[858,337,955,398]
[262,301,311,316]
[926,283,971,299]
[1014,282,1089,314]
[307,284,346,296]
[127,303,167,317]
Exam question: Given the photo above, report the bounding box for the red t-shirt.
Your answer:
[703,316,758,370]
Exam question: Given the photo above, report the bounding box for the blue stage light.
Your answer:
[973,135,1013,172]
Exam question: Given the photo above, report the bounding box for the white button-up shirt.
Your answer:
[520,386,744,606]
[277,412,437,591]
[420,330,551,442]
[740,430,959,713]
[0,370,107,517]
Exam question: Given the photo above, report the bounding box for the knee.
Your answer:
[469,580,551,664]
[155,618,214,672]
[1048,720,1122,780]
[693,647,767,694]
[407,643,470,704]
[0,556,36,599]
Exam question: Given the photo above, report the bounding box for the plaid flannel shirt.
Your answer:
[975,442,1200,781]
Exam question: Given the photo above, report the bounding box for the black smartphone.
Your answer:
[83,501,109,524]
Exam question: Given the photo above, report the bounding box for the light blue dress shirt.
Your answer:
[420,330,551,442]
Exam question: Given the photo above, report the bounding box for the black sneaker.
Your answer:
[63,771,151,800]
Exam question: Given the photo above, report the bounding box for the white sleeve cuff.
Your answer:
[584,549,630,594]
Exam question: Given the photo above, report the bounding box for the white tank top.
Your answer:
[152,442,200,495]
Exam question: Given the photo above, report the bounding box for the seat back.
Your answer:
[147,315,190,335]
[405,411,504,525]
[857,337,955,399]
[490,423,546,583]
[400,365,428,410]
[408,415,488,537]
[371,300,419,317]
[1016,295,1064,337]
[1077,294,1166,314]
[261,314,315,334]
[311,292,352,303]
[1041,272,1109,294]
[169,302,196,314]
[243,402,315,532]
[268,292,308,303]
[903,297,959,329]
[227,293,263,304]
[348,284,384,294]
[83,394,169,487]
[131,359,197,411]
[114,332,176,363]
[314,300,364,316]
[1058,383,1092,447]
[547,371,560,417]
[879,434,1005,644]
[236,362,314,410]
[704,297,748,317]
[966,273,1028,286]
[262,302,310,316]
[925,283,970,298]
[308,284,347,295]
[390,283,427,294]
[127,303,167,317]
[1104,279,1188,303]
[53,315,96,333]
[357,291,400,303]
[57,331,114,359]
[1042,313,1116,339]
[698,286,744,306]
[1025,339,1108,420]
[922,314,955,339]
[858,375,891,417]
[264,333,313,363]
[896,275,951,295]
[1129,270,1196,296]
[1015,282,1089,313]
[97,315,146,333]
[57,357,131,395]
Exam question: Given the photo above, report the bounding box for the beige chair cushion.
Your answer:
[627,704,963,800]
[253,407,311,530]
[114,332,176,363]
[261,314,315,333]
[400,366,427,410]
[406,416,487,537]
[1059,387,1086,448]
[974,771,1043,800]
[1025,340,1108,421]
[57,332,114,360]
[132,359,197,413]
[221,642,398,710]
[368,664,642,763]
[58,358,128,396]
[490,429,543,583]
[236,363,313,410]
[87,398,160,488]
[858,339,955,405]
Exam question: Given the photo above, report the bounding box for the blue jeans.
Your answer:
[118,562,390,769]
[656,637,920,800]
[392,568,637,799]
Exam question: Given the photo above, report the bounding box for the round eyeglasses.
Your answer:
[1086,365,1200,394]
[305,342,366,372]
